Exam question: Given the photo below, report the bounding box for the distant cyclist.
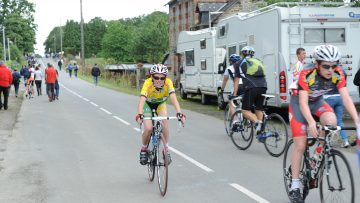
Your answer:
[220,54,242,122]
[136,64,186,165]
[288,44,359,203]
[233,46,267,137]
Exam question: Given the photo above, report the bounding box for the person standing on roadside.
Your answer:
[91,63,101,86]
[67,63,73,78]
[73,63,78,78]
[34,65,43,96]
[12,68,21,97]
[0,61,13,110]
[45,63,57,102]
[289,48,306,93]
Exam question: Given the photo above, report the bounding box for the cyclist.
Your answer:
[288,44,360,203]
[136,64,186,165]
[220,54,242,119]
[233,46,267,138]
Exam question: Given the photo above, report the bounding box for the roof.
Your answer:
[196,3,226,13]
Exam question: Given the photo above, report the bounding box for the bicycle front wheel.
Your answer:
[157,135,169,196]
[263,113,288,157]
[224,104,232,137]
[283,139,309,201]
[319,149,354,203]
[230,110,253,150]
[147,138,155,182]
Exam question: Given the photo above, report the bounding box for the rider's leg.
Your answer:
[141,119,153,146]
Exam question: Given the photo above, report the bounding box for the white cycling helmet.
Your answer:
[241,46,255,57]
[150,64,168,75]
[313,45,341,62]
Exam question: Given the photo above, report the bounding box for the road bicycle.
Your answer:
[229,94,288,157]
[283,125,355,203]
[141,111,183,196]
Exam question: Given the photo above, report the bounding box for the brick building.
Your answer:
[165,0,244,86]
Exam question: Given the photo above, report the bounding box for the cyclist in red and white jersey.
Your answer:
[288,44,360,203]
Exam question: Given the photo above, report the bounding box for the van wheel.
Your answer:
[217,93,226,110]
[180,85,187,99]
[201,93,209,105]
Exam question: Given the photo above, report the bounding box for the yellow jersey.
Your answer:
[140,77,175,103]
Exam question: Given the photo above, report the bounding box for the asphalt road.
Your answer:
[0,58,359,203]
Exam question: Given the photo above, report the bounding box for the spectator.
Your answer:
[57,59,63,71]
[0,61,13,110]
[55,69,60,100]
[45,63,57,102]
[34,65,43,96]
[73,63,78,77]
[67,63,73,78]
[91,63,101,86]
[20,65,30,86]
[12,68,21,97]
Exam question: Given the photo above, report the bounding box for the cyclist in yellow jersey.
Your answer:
[136,64,186,165]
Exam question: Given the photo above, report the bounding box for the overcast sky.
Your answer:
[28,0,169,54]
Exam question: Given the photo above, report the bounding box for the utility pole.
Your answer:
[2,26,6,63]
[60,25,63,53]
[7,37,10,61]
[80,0,85,75]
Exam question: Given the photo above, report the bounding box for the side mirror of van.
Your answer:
[218,64,225,74]
[179,66,184,74]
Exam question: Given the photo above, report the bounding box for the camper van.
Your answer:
[177,2,360,108]
[177,28,227,105]
[216,2,360,107]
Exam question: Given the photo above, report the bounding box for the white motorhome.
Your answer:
[177,28,227,105]
[216,2,360,107]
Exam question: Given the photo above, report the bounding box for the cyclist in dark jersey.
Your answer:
[288,44,360,203]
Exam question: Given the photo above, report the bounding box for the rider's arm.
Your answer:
[339,87,360,124]
[299,90,317,135]
[137,96,146,115]
[221,75,229,91]
[169,93,181,113]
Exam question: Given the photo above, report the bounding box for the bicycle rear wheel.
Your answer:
[224,104,232,137]
[319,149,354,203]
[157,135,168,196]
[147,137,155,182]
[230,110,253,150]
[263,113,288,157]
[283,139,309,201]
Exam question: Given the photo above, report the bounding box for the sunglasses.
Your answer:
[320,64,338,70]
[153,76,166,81]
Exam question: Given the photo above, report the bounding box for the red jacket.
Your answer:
[0,65,13,87]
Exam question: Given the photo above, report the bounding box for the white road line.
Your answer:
[100,108,112,115]
[90,102,98,107]
[169,146,214,172]
[113,116,130,125]
[82,98,90,102]
[230,183,270,203]
[133,127,141,132]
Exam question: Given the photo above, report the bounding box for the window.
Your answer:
[304,28,345,43]
[228,46,236,57]
[200,39,206,49]
[219,25,226,37]
[185,50,194,66]
[201,59,207,70]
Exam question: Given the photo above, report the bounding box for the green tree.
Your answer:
[133,12,169,63]
[43,26,62,54]
[84,17,107,58]
[101,20,134,63]
[62,20,81,55]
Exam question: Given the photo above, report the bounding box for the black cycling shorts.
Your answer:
[242,87,267,111]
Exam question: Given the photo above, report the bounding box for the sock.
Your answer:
[141,145,147,150]
[291,179,300,190]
